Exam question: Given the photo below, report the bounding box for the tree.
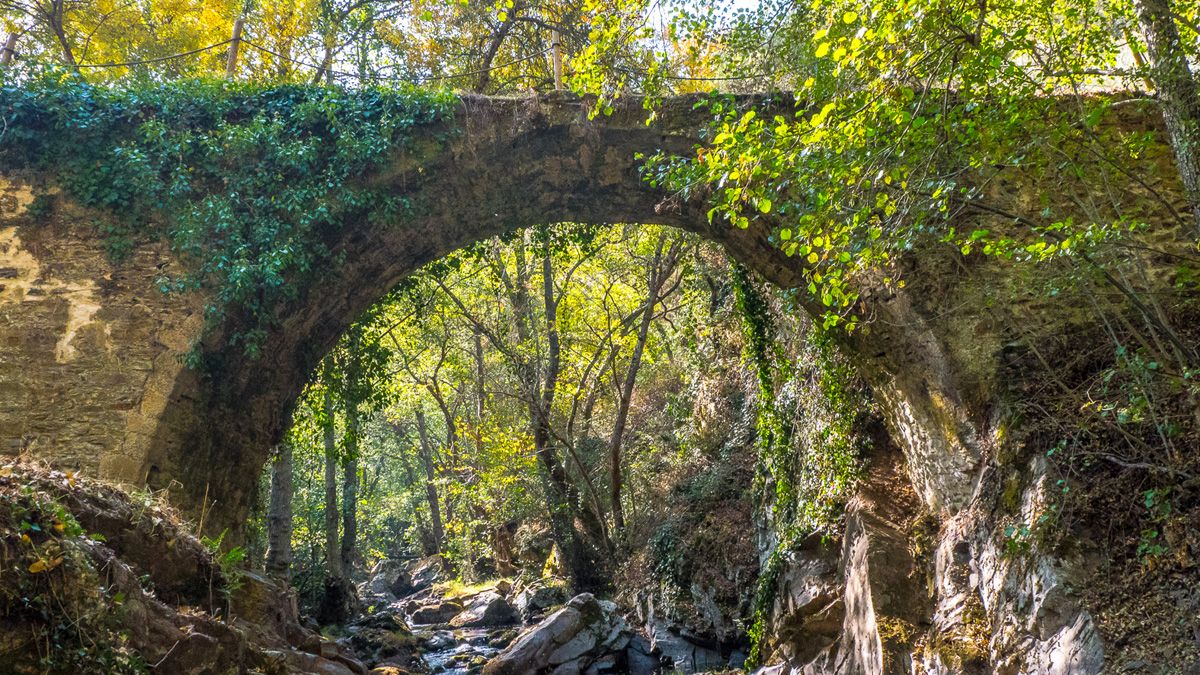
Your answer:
[265,442,294,578]
[317,378,352,624]
[411,411,445,554]
[607,233,684,533]
[1134,0,1200,230]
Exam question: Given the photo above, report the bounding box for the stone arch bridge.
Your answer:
[0,90,1183,535]
[1,87,1190,670]
[0,92,817,531]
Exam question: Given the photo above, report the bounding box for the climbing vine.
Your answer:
[0,73,456,360]
[732,264,870,666]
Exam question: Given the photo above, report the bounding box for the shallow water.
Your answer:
[415,627,499,674]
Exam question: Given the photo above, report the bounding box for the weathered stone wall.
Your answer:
[0,174,205,485]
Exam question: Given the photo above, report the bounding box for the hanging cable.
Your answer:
[73,40,233,69]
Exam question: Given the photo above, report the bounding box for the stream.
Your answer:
[414,627,500,674]
[348,559,741,674]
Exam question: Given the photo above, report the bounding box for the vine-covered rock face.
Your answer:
[746,103,1200,670]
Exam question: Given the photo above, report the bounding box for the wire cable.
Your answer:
[73,40,232,69]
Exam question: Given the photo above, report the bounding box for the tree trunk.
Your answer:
[474,11,517,93]
[608,237,667,532]
[414,411,445,554]
[340,401,359,576]
[475,328,486,455]
[533,243,596,588]
[1135,0,1200,231]
[317,383,350,624]
[424,378,459,527]
[47,2,78,68]
[264,442,294,579]
[322,386,341,581]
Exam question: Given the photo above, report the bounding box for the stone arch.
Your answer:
[120,92,812,536]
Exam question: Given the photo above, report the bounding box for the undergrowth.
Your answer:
[0,466,145,673]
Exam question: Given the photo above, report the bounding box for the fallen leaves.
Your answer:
[28,556,64,574]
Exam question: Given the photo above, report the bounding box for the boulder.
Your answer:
[624,635,662,675]
[644,618,729,672]
[410,600,464,625]
[261,649,358,675]
[487,628,519,650]
[363,559,410,600]
[345,627,422,669]
[371,555,443,599]
[450,591,521,628]
[482,594,632,675]
[406,555,444,594]
[231,570,306,646]
[512,577,570,621]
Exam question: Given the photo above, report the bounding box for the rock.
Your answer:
[230,570,305,645]
[512,577,570,621]
[644,618,729,673]
[346,626,423,668]
[450,591,520,628]
[487,628,519,649]
[495,579,513,595]
[550,661,582,675]
[371,555,443,599]
[424,631,457,650]
[263,649,358,675]
[354,606,412,632]
[482,594,632,675]
[411,600,464,625]
[406,555,444,594]
[155,632,222,674]
[364,559,410,600]
[582,653,619,674]
[760,535,844,667]
[624,635,662,675]
[333,652,370,674]
[547,627,599,663]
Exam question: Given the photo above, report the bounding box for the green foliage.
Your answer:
[746,544,786,668]
[733,267,869,666]
[1137,487,1173,562]
[201,529,248,615]
[24,193,54,223]
[648,521,690,589]
[0,74,455,359]
[589,0,1176,333]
